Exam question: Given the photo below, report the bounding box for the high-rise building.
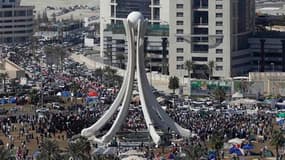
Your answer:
[168,0,255,79]
[0,0,34,43]
[100,0,170,57]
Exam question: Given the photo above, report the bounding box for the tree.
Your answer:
[183,143,207,160]
[168,76,179,94]
[68,136,92,160]
[116,53,125,69]
[185,60,194,79]
[270,130,285,160]
[208,60,215,80]
[38,139,61,160]
[209,132,224,160]
[0,146,12,160]
[104,66,117,87]
[51,12,57,23]
[94,68,103,83]
[44,46,67,71]
[0,72,9,93]
[213,87,226,103]
[42,10,49,23]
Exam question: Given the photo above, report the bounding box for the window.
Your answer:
[176,4,183,9]
[176,48,184,53]
[176,56,184,61]
[216,30,223,34]
[176,64,184,69]
[176,21,184,25]
[216,13,223,18]
[216,57,223,62]
[176,37,184,42]
[216,38,223,43]
[216,21,223,26]
[176,29,184,34]
[216,66,223,71]
[216,49,223,54]
[176,12,183,17]
[4,11,12,17]
[192,57,208,62]
[216,4,223,9]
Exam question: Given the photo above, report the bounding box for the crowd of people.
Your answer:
[0,44,280,159]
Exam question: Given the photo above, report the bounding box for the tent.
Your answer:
[88,91,98,97]
[228,138,245,145]
[62,91,71,97]
[8,97,17,104]
[0,98,8,104]
[230,99,259,106]
[86,97,98,104]
[229,147,244,156]
[242,144,254,150]
[232,92,243,99]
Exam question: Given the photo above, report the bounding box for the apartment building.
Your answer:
[0,0,34,43]
[168,0,255,79]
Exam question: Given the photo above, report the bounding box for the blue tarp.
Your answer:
[0,98,8,104]
[9,97,17,104]
[229,147,243,156]
[75,92,83,97]
[61,91,71,97]
[86,96,98,104]
[242,144,254,150]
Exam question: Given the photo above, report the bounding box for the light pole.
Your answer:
[257,60,260,72]
[271,62,275,72]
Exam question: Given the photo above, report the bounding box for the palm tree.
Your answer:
[184,143,207,160]
[116,53,125,69]
[94,68,104,83]
[168,76,179,94]
[185,60,195,79]
[68,136,92,160]
[212,87,226,103]
[104,66,117,87]
[208,60,215,80]
[270,130,285,160]
[38,139,61,160]
[0,146,12,160]
[44,46,67,71]
[209,133,224,160]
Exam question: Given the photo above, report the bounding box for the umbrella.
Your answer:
[242,144,254,150]
[229,147,243,156]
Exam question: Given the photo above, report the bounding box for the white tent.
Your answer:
[121,156,146,160]
[56,92,62,96]
[230,98,259,106]
[232,92,243,99]
[228,138,245,145]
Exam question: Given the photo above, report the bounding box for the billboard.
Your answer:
[190,80,232,96]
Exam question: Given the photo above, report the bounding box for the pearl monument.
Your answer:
[81,12,191,145]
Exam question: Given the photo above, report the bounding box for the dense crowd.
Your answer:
[0,44,278,159]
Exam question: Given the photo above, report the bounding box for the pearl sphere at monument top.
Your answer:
[127,11,144,27]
